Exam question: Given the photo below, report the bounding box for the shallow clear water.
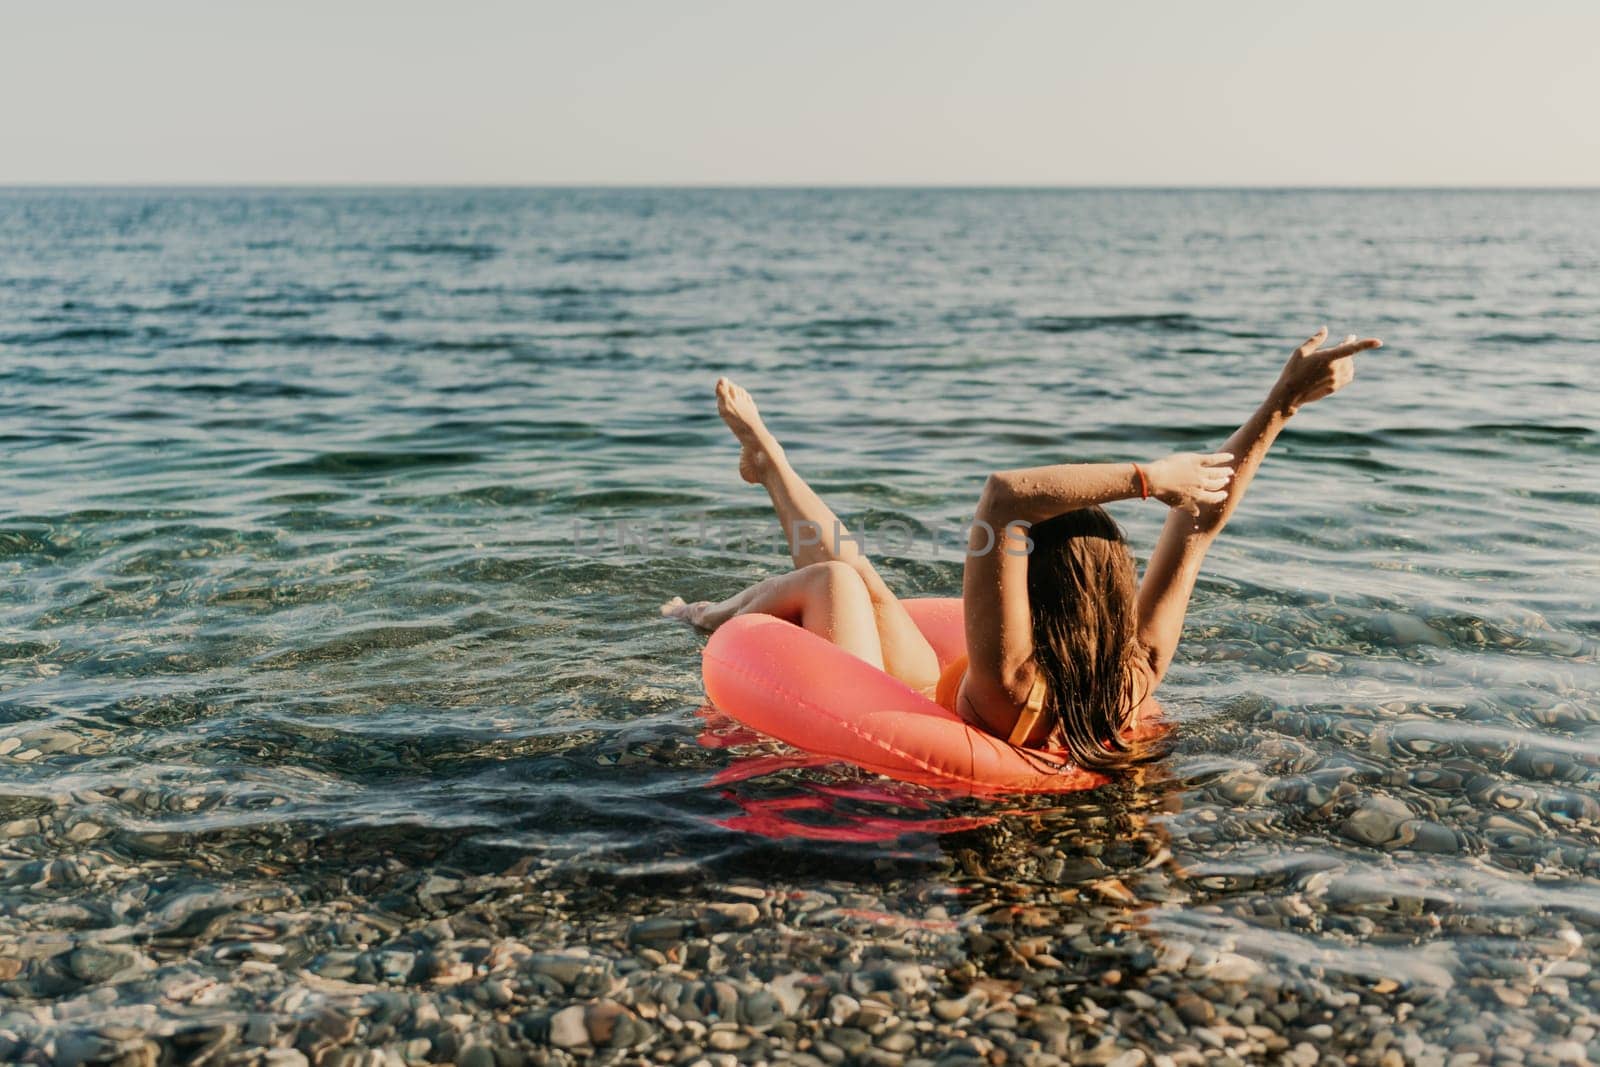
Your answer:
[1,188,1597,1057]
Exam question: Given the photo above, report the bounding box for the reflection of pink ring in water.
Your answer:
[695,705,992,841]
[702,597,1137,798]
[715,789,1001,843]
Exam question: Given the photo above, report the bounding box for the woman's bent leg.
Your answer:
[670,561,885,671]
[714,379,940,692]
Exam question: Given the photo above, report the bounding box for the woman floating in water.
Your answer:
[665,327,1382,770]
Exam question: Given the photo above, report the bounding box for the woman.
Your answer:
[664,327,1382,770]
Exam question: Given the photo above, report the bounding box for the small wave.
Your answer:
[383,242,500,259]
[593,322,738,340]
[0,429,92,446]
[1,326,137,345]
[597,429,707,448]
[254,450,483,477]
[542,305,632,325]
[254,622,461,668]
[555,248,633,264]
[159,379,343,399]
[1524,488,1600,506]
[444,281,704,299]
[421,338,525,352]
[170,332,403,350]
[1464,422,1592,440]
[788,316,897,334]
[1025,312,1203,334]
[245,286,383,305]
[1478,331,1580,345]
[564,487,717,509]
[407,484,560,507]
[786,341,954,356]
[257,490,359,505]
[421,418,599,443]
[243,307,315,320]
[0,525,55,559]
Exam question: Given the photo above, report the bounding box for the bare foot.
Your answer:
[715,377,783,485]
[660,596,716,631]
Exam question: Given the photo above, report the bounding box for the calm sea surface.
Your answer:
[1,189,1597,1055]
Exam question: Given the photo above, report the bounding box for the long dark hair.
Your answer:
[1025,505,1158,770]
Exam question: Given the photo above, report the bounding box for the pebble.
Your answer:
[708,1030,749,1052]
[1175,993,1214,1026]
[829,994,860,1026]
[548,1006,588,1049]
[66,945,139,982]
[1203,953,1262,983]
[527,954,587,987]
[880,1031,916,1053]
[933,996,976,1022]
[702,902,760,930]
[1343,797,1411,846]
[829,1027,871,1055]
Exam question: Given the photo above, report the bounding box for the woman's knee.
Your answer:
[798,561,882,664]
[806,559,861,585]
[804,560,871,604]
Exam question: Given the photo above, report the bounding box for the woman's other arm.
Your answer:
[1136,327,1384,688]
[962,452,1236,724]
[981,454,1234,528]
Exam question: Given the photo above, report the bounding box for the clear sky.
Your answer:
[3,0,1596,186]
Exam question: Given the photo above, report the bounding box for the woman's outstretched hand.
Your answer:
[1145,452,1235,515]
[1272,326,1383,416]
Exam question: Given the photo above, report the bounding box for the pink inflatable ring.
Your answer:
[702,597,1159,795]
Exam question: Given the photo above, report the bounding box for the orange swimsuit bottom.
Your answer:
[933,655,1049,748]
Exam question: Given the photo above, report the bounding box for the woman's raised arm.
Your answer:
[960,452,1236,728]
[1135,327,1383,688]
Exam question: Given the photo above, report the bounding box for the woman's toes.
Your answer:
[661,597,716,629]
[716,377,748,409]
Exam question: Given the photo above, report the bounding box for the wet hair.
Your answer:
[1025,505,1160,770]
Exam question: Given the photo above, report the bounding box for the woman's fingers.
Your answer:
[1156,452,1236,512]
[1296,326,1330,356]
[1317,337,1383,361]
[1296,327,1383,361]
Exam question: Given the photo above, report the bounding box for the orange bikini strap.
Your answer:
[1006,671,1049,747]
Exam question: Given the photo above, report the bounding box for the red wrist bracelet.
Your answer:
[1132,463,1151,500]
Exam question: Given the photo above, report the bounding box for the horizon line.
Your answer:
[1,181,1598,192]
